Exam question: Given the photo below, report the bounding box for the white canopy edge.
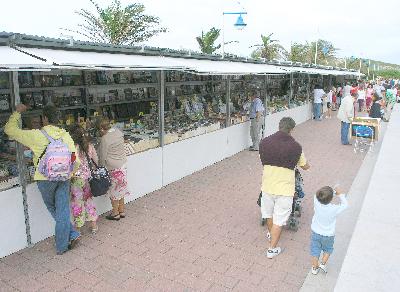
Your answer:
[281,66,359,76]
[0,46,50,69]
[15,47,287,75]
[10,46,360,76]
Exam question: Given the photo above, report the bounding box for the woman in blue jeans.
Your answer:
[5,104,81,255]
[313,84,326,121]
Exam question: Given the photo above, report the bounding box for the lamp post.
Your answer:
[222,11,247,59]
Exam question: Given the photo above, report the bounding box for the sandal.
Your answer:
[105,213,120,221]
[91,226,99,234]
[119,212,126,218]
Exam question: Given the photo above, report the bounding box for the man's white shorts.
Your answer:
[260,192,293,226]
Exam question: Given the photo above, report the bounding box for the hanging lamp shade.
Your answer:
[234,14,247,30]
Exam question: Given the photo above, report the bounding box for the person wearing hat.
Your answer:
[337,89,357,145]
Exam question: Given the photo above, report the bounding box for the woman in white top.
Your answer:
[357,84,366,112]
[313,84,326,121]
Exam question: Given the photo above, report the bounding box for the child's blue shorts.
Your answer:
[310,231,335,257]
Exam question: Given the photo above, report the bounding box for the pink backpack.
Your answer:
[38,130,73,181]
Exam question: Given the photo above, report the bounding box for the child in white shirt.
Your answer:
[310,186,348,275]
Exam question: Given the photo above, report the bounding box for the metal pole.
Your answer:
[158,70,165,147]
[314,40,318,65]
[307,74,312,118]
[289,73,293,107]
[222,14,225,59]
[226,76,231,127]
[10,71,32,246]
[263,75,268,138]
[367,60,370,80]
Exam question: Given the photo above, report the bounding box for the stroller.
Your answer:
[286,168,305,231]
[259,168,305,232]
[353,124,375,154]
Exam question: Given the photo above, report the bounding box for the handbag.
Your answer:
[84,151,111,197]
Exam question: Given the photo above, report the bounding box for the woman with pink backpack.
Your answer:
[5,104,81,255]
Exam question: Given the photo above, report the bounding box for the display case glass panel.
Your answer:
[85,70,160,155]
[230,75,265,125]
[0,72,20,191]
[266,74,291,114]
[291,73,310,108]
[164,72,226,144]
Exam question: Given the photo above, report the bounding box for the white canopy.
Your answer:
[7,46,359,76]
[0,46,49,70]
[280,66,358,76]
[15,47,287,75]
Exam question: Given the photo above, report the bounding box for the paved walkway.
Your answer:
[0,117,366,292]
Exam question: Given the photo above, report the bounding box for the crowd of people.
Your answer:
[259,77,399,275]
[4,76,397,276]
[4,104,129,255]
[312,79,399,145]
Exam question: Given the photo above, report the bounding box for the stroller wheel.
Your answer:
[294,210,301,217]
[290,224,299,232]
[261,218,266,226]
[287,216,299,231]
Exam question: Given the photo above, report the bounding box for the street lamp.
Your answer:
[222,11,247,59]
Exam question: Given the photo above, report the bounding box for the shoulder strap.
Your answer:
[38,129,53,161]
[40,129,55,143]
[83,149,98,172]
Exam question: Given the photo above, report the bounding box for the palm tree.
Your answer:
[288,42,310,63]
[251,33,287,61]
[196,27,221,54]
[309,40,337,65]
[70,0,166,45]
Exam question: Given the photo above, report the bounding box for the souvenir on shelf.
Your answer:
[0,125,20,191]
[0,72,9,89]
[0,94,10,112]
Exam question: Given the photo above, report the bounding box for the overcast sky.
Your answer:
[1,0,399,64]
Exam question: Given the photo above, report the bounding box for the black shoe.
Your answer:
[106,213,121,221]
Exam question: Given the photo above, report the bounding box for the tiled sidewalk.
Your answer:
[0,117,365,292]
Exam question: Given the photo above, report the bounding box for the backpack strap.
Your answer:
[40,129,55,143]
[38,129,53,161]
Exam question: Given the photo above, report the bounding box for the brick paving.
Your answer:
[0,117,366,292]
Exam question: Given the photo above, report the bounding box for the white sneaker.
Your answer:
[311,266,319,275]
[319,263,327,273]
[266,232,271,242]
[266,247,282,259]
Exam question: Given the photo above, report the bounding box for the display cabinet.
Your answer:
[290,73,310,108]
[163,72,225,144]
[230,75,265,124]
[266,74,291,114]
[0,72,20,191]
[17,70,161,161]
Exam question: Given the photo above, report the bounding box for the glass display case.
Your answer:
[18,70,161,158]
[291,73,310,108]
[10,69,326,167]
[85,70,160,155]
[0,72,20,191]
[230,75,265,124]
[266,74,291,114]
[164,72,225,144]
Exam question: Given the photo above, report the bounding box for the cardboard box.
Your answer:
[351,117,380,141]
